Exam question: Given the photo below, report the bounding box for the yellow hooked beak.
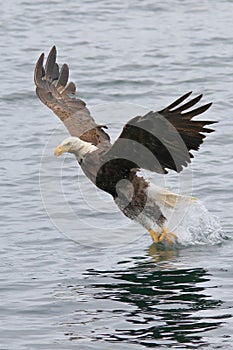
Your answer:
[54,145,70,157]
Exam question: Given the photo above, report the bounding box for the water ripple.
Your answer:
[1,0,233,349]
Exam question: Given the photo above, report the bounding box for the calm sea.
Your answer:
[1,1,233,349]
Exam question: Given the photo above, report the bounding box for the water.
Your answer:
[1,0,233,349]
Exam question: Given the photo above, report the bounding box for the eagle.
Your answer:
[34,46,216,245]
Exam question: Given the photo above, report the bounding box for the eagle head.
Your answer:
[54,136,98,161]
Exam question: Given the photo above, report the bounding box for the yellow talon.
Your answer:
[148,228,160,243]
[148,226,177,245]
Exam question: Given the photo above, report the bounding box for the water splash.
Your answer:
[163,200,224,245]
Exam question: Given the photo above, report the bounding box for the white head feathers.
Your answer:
[54,136,98,161]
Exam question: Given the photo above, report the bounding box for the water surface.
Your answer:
[1,1,233,349]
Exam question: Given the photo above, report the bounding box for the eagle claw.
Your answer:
[149,226,177,245]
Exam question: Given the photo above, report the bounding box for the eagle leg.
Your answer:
[148,226,177,245]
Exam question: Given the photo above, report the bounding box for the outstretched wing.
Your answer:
[101,92,216,174]
[34,46,110,147]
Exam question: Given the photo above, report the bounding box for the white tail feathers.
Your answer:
[148,184,197,209]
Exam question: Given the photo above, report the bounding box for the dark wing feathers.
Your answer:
[51,62,59,82]
[45,46,56,81]
[162,91,193,110]
[62,81,76,96]
[168,93,203,113]
[56,63,69,90]
[102,92,215,174]
[35,47,215,175]
[34,53,45,88]
[34,46,110,147]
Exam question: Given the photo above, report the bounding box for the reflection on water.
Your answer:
[64,247,228,348]
[148,243,180,264]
